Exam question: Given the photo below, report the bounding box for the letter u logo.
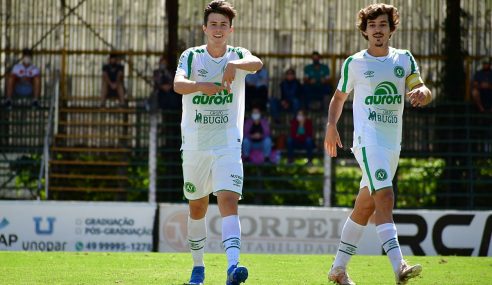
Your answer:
[33,217,56,235]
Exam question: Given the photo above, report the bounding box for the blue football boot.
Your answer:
[188,266,205,285]
[226,264,248,285]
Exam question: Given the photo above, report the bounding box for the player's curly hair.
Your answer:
[357,3,400,40]
[204,0,236,26]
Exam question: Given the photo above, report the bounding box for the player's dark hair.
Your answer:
[357,3,400,40]
[204,0,236,26]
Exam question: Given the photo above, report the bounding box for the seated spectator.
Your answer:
[242,107,273,163]
[4,48,41,109]
[270,68,303,121]
[101,53,125,108]
[152,56,180,111]
[287,109,314,165]
[245,64,269,111]
[303,51,332,110]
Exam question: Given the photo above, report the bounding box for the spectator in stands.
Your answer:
[303,51,331,110]
[270,68,303,123]
[4,48,41,109]
[472,58,492,113]
[245,64,268,111]
[472,58,492,152]
[242,106,273,163]
[280,68,303,114]
[287,109,314,165]
[152,56,180,110]
[101,53,125,108]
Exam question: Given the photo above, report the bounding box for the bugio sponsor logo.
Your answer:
[194,109,229,125]
[192,84,233,105]
[365,81,402,105]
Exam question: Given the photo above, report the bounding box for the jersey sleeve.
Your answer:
[176,48,194,79]
[234,47,255,75]
[337,56,354,93]
[404,50,424,90]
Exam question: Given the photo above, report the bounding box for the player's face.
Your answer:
[203,13,233,46]
[363,14,393,48]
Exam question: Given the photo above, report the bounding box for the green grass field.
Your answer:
[0,252,490,284]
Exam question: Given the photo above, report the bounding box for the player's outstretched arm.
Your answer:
[407,83,432,107]
[324,89,348,157]
[222,55,263,92]
[174,74,223,96]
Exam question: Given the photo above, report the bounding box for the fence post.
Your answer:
[148,113,157,203]
[323,151,332,207]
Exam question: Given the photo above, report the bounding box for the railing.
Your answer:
[36,69,59,200]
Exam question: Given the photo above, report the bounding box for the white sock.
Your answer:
[222,215,241,268]
[377,223,403,273]
[188,216,206,267]
[332,218,365,269]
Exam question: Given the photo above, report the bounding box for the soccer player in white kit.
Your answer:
[324,4,432,285]
[173,1,262,284]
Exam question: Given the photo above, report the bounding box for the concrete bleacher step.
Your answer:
[51,146,131,153]
[50,173,128,180]
[59,120,133,126]
[50,160,129,166]
[60,107,135,114]
[55,134,133,140]
[49,186,126,193]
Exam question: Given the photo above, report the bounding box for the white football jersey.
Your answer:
[337,47,423,151]
[176,45,253,150]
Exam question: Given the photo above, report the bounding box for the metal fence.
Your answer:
[0,0,491,208]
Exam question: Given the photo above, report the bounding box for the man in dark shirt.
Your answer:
[101,53,125,107]
[303,51,332,110]
[153,56,180,110]
[472,58,492,112]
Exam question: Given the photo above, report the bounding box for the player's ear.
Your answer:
[202,24,207,33]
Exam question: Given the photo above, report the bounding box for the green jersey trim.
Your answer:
[341,56,354,93]
[405,51,417,74]
[187,51,194,79]
[235,48,244,59]
[362,147,376,192]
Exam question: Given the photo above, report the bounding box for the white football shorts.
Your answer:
[353,145,400,193]
[182,148,244,200]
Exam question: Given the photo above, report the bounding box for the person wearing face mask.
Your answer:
[303,51,332,110]
[4,48,41,109]
[242,106,272,163]
[101,52,125,108]
[287,109,314,165]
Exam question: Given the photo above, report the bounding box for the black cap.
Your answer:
[312,51,320,56]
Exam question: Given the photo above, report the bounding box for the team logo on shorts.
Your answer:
[184,182,196,193]
[394,66,405,78]
[375,169,388,181]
